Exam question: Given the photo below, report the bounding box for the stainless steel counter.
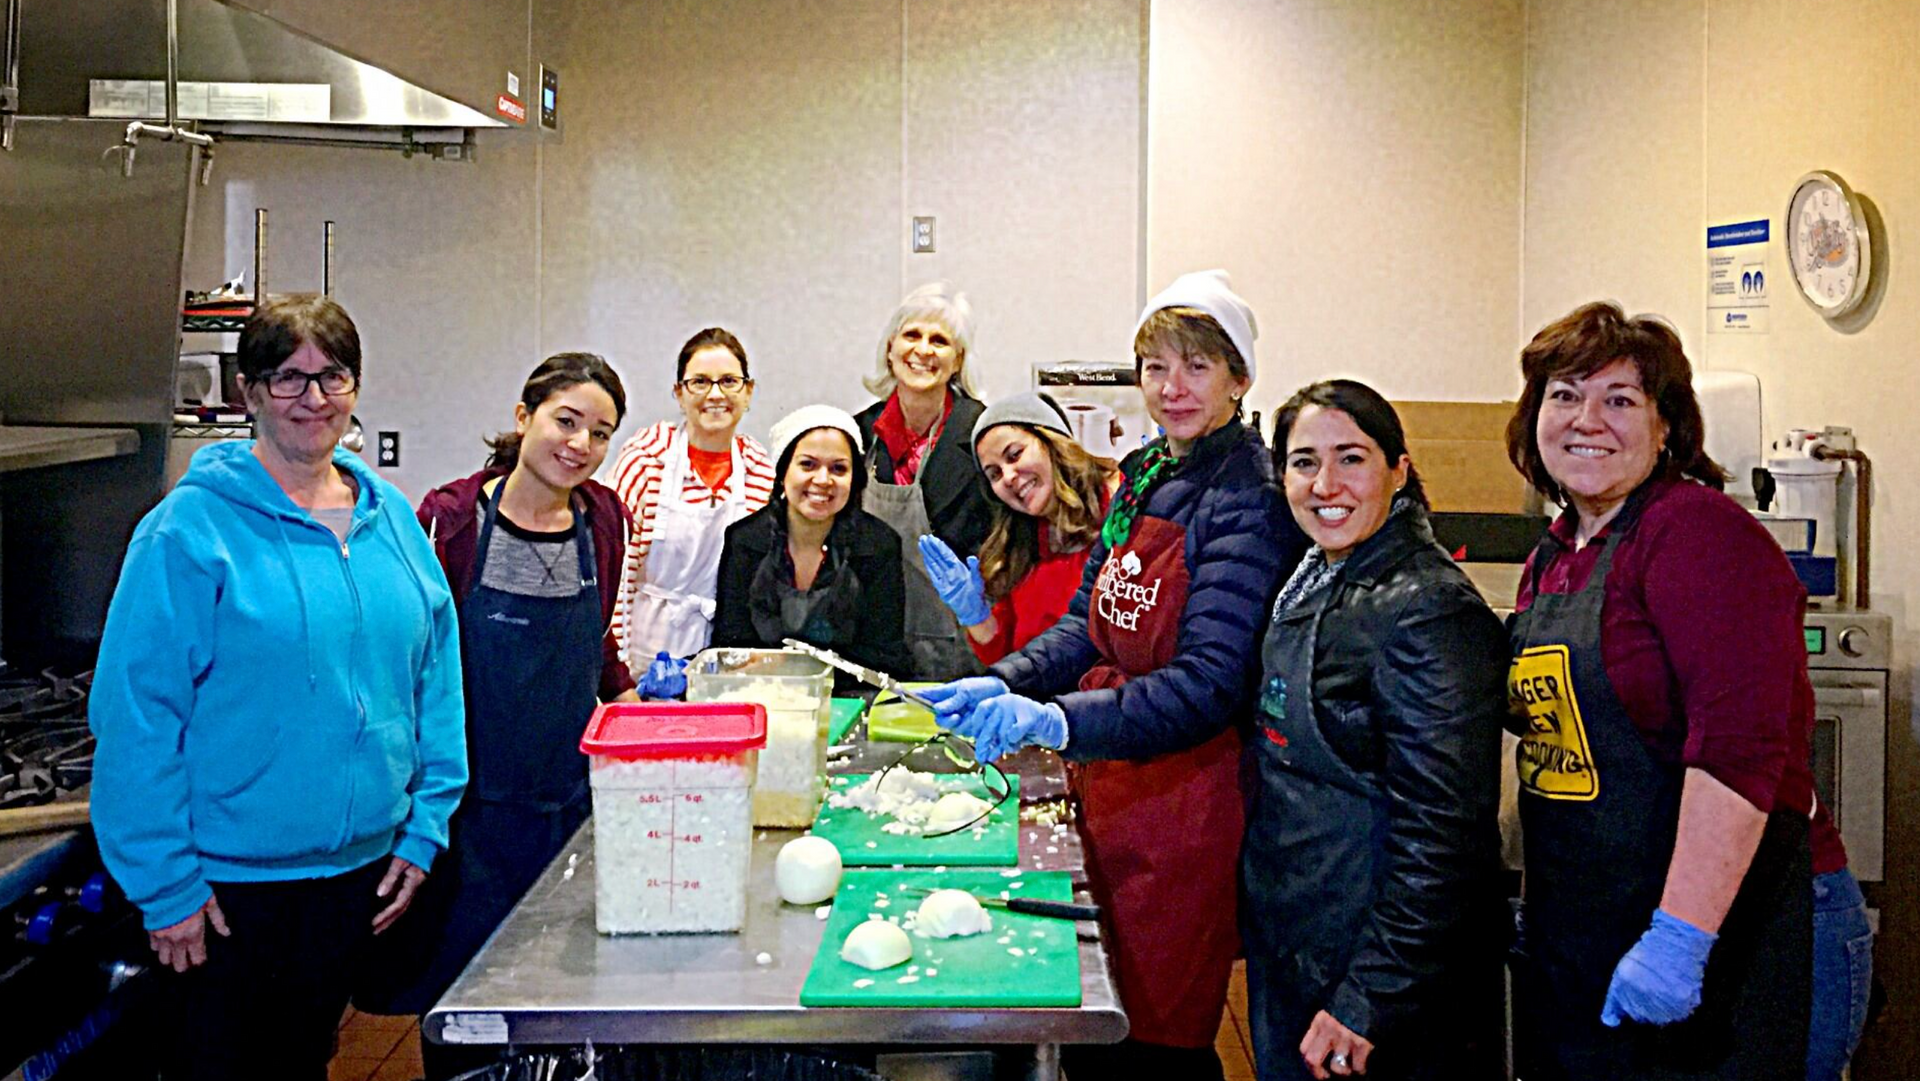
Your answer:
[426,745,1125,1055]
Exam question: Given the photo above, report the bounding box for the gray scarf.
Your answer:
[1271,494,1418,622]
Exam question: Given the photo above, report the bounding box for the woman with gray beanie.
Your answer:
[917,391,1120,665]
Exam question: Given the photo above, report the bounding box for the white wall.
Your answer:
[1520,0,1704,344]
[539,0,1144,449]
[183,138,544,498]
[187,0,1145,496]
[1146,0,1527,416]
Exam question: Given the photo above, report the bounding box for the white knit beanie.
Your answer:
[768,404,864,469]
[1135,269,1258,379]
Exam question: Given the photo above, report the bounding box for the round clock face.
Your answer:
[1787,172,1869,317]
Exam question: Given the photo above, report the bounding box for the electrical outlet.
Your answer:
[912,216,935,253]
[377,430,401,468]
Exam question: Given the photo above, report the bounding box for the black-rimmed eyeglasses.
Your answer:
[873,731,1013,838]
[263,368,357,399]
[679,375,750,395]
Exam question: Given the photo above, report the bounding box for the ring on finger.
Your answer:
[1330,1051,1351,1069]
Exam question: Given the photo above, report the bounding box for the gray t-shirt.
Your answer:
[311,506,353,544]
[478,494,581,598]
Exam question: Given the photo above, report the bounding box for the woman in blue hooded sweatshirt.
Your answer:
[89,295,468,1081]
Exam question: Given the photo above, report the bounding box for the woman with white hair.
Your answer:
[853,282,997,679]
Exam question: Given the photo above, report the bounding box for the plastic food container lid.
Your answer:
[580,702,768,758]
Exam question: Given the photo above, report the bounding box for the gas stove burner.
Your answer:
[0,665,92,807]
[0,668,90,721]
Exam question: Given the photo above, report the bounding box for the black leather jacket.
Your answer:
[1245,505,1506,1051]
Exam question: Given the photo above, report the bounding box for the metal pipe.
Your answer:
[116,0,211,174]
[2,0,20,151]
[1814,445,1872,607]
[322,220,335,296]
[253,208,268,304]
[164,0,178,131]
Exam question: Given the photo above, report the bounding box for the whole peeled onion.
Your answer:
[775,835,843,905]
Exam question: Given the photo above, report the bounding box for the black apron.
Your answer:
[356,491,601,1015]
[1243,580,1474,1080]
[747,535,864,649]
[1244,583,1358,1080]
[1507,493,1809,1080]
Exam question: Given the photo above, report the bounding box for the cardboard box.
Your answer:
[1391,400,1541,514]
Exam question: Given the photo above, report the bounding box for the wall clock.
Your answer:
[1785,170,1872,319]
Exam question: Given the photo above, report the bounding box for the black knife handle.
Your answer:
[1005,897,1101,921]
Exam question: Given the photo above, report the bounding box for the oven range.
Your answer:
[0,665,161,1081]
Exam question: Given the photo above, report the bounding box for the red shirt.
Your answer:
[686,443,734,496]
[1515,477,1846,873]
[871,390,953,485]
[970,521,1096,665]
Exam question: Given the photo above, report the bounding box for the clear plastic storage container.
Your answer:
[580,702,767,934]
[686,648,833,827]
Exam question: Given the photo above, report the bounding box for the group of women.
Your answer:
[86,273,1869,1081]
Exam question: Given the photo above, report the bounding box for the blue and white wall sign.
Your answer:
[1707,218,1771,333]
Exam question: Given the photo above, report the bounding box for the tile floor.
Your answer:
[329,1007,424,1081]
[329,960,1259,1081]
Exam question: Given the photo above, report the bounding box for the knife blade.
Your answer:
[780,638,938,712]
[900,886,1100,922]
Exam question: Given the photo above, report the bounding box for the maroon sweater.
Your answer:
[416,468,637,702]
[1515,476,1845,874]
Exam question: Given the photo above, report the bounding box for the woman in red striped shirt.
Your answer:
[609,328,775,672]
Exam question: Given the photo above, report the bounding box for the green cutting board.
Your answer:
[799,868,1082,1007]
[828,697,867,743]
[811,773,1020,866]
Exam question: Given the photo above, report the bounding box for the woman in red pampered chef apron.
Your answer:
[1503,302,1835,1081]
[924,271,1307,1080]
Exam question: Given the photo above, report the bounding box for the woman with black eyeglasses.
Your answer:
[610,327,776,672]
[90,295,467,1081]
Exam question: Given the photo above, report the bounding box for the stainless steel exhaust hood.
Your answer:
[13,0,512,130]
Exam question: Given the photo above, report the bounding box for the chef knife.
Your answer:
[899,886,1100,922]
[780,638,940,712]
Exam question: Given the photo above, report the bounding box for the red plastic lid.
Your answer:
[579,702,768,758]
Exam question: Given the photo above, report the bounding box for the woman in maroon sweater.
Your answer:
[1504,302,1854,1081]
[917,391,1119,664]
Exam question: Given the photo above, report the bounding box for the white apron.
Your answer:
[624,432,749,664]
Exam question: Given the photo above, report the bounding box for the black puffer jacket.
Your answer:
[1245,505,1506,1066]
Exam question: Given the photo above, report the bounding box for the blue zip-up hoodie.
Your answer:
[90,443,468,931]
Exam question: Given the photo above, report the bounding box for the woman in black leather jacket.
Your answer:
[1253,379,1507,1080]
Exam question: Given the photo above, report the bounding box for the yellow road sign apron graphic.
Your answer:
[1509,645,1598,801]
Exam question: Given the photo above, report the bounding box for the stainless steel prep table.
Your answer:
[424,743,1126,1074]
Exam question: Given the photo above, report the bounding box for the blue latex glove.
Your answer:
[919,676,1009,724]
[637,651,688,700]
[950,693,1068,764]
[918,535,992,626]
[1600,909,1718,1027]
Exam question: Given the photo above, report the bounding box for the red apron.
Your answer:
[1071,516,1245,1047]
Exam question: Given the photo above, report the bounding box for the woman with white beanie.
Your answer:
[710,404,910,684]
[925,272,1308,1079]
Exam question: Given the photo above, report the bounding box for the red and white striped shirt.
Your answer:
[608,421,775,655]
